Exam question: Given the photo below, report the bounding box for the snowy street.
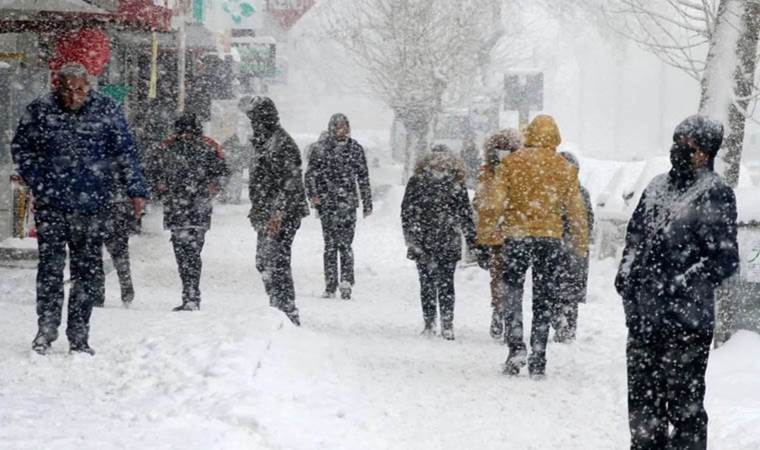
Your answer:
[1,165,759,449]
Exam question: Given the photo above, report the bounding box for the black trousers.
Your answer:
[627,328,713,450]
[35,208,107,346]
[416,258,457,329]
[102,203,135,304]
[319,208,356,292]
[550,248,588,339]
[170,228,206,305]
[501,237,562,372]
[256,219,300,317]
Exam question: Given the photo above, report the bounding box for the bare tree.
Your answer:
[314,0,507,180]
[605,0,760,186]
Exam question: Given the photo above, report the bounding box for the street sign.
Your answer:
[503,71,543,112]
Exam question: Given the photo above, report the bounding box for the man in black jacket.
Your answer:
[149,113,229,311]
[305,114,372,300]
[245,97,309,326]
[615,115,739,450]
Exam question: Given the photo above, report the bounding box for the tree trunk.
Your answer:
[700,0,760,187]
[722,2,760,187]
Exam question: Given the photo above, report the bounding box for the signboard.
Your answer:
[739,228,760,282]
[503,71,543,112]
[266,0,315,29]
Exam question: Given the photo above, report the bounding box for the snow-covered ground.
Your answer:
[2,150,760,450]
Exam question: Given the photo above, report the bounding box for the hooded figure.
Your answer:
[149,112,229,311]
[401,145,478,340]
[472,128,524,340]
[245,96,309,325]
[549,151,594,343]
[488,115,589,378]
[615,115,738,450]
[304,113,373,299]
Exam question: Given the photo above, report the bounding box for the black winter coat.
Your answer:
[248,125,310,228]
[615,169,739,332]
[401,168,477,262]
[150,136,229,230]
[305,137,372,214]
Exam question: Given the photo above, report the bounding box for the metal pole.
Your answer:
[177,17,186,113]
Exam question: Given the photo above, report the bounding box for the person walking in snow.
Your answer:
[473,129,524,340]
[148,112,229,311]
[401,145,479,340]
[550,151,594,343]
[487,115,589,378]
[11,63,149,355]
[615,115,738,450]
[305,114,372,300]
[245,97,309,326]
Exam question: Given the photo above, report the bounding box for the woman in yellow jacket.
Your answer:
[473,129,524,340]
[486,115,588,379]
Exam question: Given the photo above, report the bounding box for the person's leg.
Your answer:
[437,259,458,339]
[416,259,437,331]
[66,212,106,352]
[665,330,713,450]
[489,246,506,339]
[528,239,562,377]
[502,240,531,370]
[550,246,574,341]
[269,220,300,325]
[185,229,206,305]
[33,208,68,349]
[320,212,339,295]
[627,330,668,450]
[105,230,134,304]
[337,209,357,295]
[171,230,193,305]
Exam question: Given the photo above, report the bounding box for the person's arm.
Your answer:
[455,180,478,252]
[615,188,650,325]
[271,134,305,218]
[675,184,739,289]
[401,177,421,256]
[111,105,149,218]
[563,169,589,257]
[355,142,373,216]
[304,143,320,206]
[10,103,42,192]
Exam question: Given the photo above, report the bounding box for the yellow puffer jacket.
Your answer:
[478,115,589,255]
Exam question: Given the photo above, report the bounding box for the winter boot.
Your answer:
[441,322,455,341]
[32,334,52,355]
[528,354,546,380]
[121,285,135,306]
[172,301,200,312]
[69,342,96,356]
[489,309,505,340]
[503,347,527,376]
[420,318,437,337]
[339,281,352,300]
[285,309,301,327]
[321,291,336,299]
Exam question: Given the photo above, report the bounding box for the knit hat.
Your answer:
[673,115,724,157]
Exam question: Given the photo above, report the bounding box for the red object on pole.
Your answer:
[49,27,111,84]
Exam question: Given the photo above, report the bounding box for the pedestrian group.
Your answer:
[10,61,739,450]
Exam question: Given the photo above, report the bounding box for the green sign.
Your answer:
[222,0,255,26]
[193,0,205,23]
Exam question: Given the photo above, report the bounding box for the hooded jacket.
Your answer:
[304,114,372,214]
[615,169,738,332]
[247,98,309,228]
[479,115,589,254]
[401,148,477,261]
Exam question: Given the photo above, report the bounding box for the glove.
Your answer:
[475,246,491,270]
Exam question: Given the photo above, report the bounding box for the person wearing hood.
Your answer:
[305,114,373,300]
[615,115,738,450]
[401,145,479,340]
[245,96,309,326]
[473,129,524,340]
[488,115,589,378]
[149,112,229,311]
[550,151,594,343]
